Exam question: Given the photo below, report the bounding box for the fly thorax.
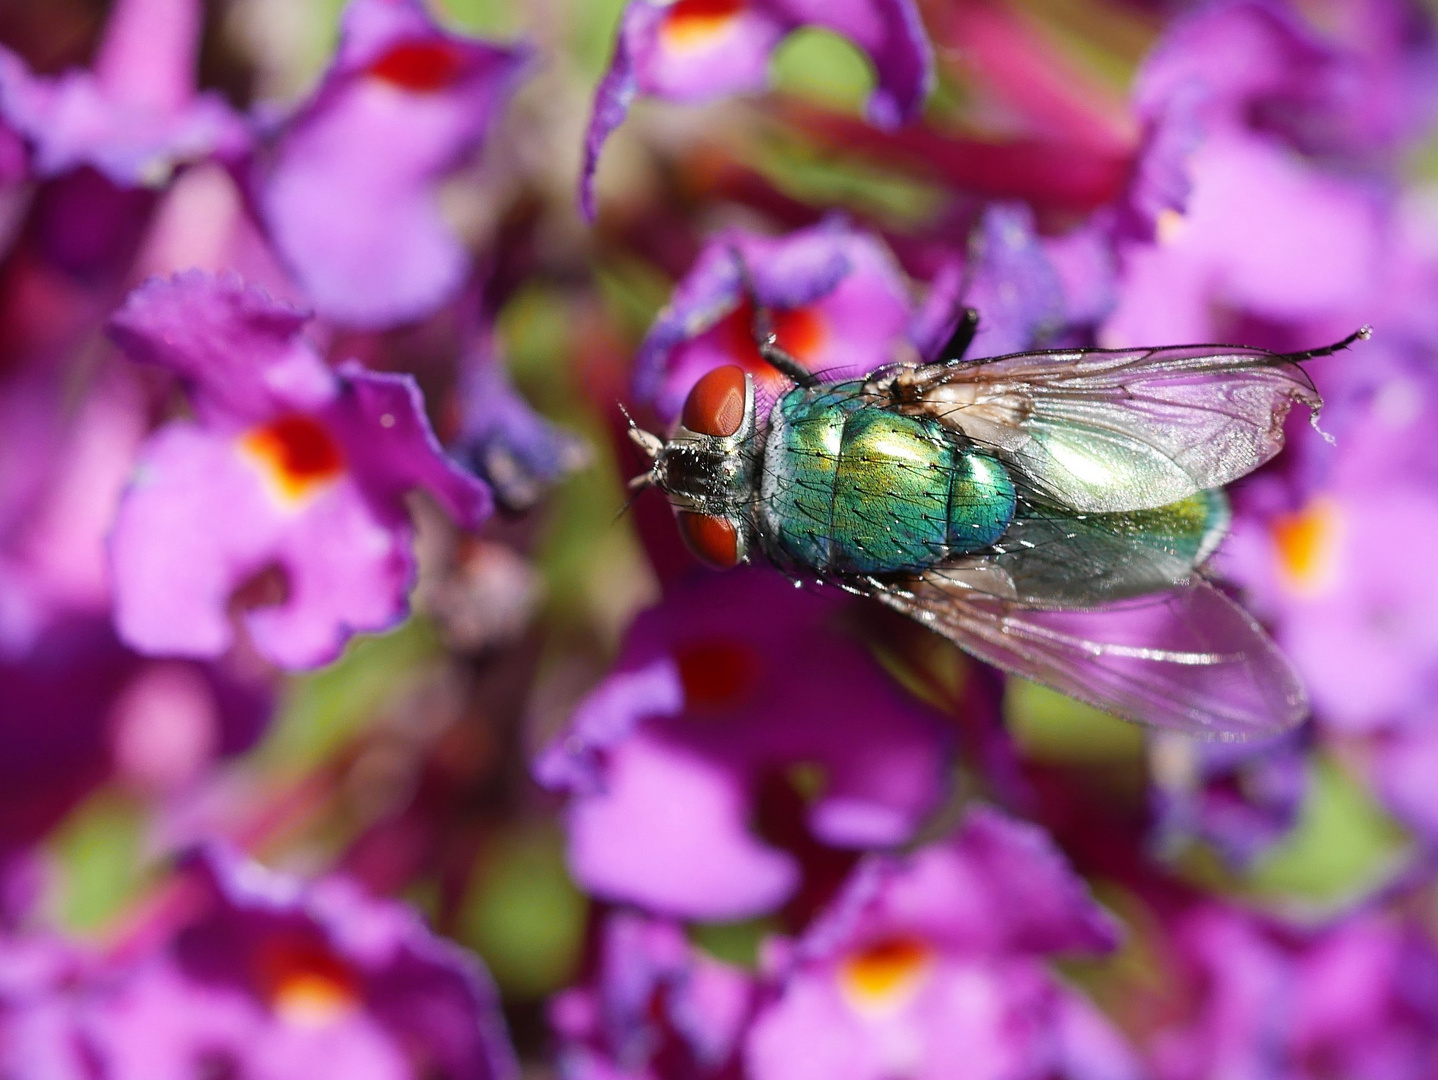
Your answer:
[657,365,761,568]
[757,380,1017,576]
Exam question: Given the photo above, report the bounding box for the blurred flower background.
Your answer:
[1,0,1438,1076]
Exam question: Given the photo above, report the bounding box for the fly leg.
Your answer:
[752,306,819,388]
[939,308,980,363]
[728,246,819,389]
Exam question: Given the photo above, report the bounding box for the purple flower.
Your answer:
[67,846,518,1080]
[1134,0,1437,164]
[635,220,930,421]
[580,0,934,218]
[0,122,26,188]
[250,0,529,329]
[745,806,1138,1080]
[953,202,1083,359]
[549,912,755,1080]
[0,616,271,867]
[535,570,952,921]
[0,618,128,864]
[1151,903,1438,1080]
[1220,406,1438,733]
[0,932,93,1080]
[450,325,589,513]
[635,212,1113,437]
[0,373,147,651]
[1099,0,1419,347]
[107,271,491,670]
[1148,732,1307,870]
[0,372,270,854]
[0,0,247,189]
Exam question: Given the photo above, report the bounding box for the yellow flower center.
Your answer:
[838,936,934,1014]
[1156,208,1188,244]
[272,970,359,1027]
[257,938,361,1028]
[1271,495,1343,597]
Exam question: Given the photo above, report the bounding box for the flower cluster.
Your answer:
[2,0,1438,1076]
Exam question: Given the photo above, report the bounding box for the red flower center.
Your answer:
[673,639,762,713]
[660,0,746,50]
[255,938,361,1028]
[240,415,345,505]
[367,40,468,93]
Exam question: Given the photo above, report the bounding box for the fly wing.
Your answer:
[872,574,1307,739]
[878,336,1362,513]
[982,489,1230,607]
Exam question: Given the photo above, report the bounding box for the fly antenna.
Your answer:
[618,402,663,459]
[727,245,819,389]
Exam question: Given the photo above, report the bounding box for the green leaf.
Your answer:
[746,131,947,229]
[259,618,442,773]
[1005,678,1145,765]
[690,917,780,970]
[1245,754,1412,911]
[771,29,876,117]
[457,822,588,999]
[49,789,147,933]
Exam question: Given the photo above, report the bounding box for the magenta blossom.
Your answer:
[634,213,1111,429]
[1219,348,1438,732]
[0,0,247,281]
[0,0,246,189]
[107,271,491,670]
[746,806,1138,1080]
[449,324,589,513]
[1148,733,1307,870]
[549,912,755,1080]
[1151,903,1438,1080]
[250,0,530,329]
[10,846,517,1080]
[581,0,933,218]
[950,202,1116,358]
[1374,725,1438,848]
[635,219,934,421]
[1099,0,1421,347]
[535,570,953,921]
[0,931,94,1079]
[0,371,270,852]
[0,617,271,866]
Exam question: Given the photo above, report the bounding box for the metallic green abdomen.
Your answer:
[759,384,1016,574]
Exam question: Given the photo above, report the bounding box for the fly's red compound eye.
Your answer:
[676,511,741,568]
[681,365,747,437]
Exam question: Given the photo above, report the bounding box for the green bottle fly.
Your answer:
[627,315,1369,738]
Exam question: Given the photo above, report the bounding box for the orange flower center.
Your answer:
[839,936,934,1013]
[673,639,762,713]
[367,40,468,92]
[1156,208,1188,244]
[660,0,746,50]
[1271,495,1342,597]
[240,415,345,506]
[256,940,360,1028]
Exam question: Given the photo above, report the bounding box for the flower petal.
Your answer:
[253,0,529,327]
[107,271,330,426]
